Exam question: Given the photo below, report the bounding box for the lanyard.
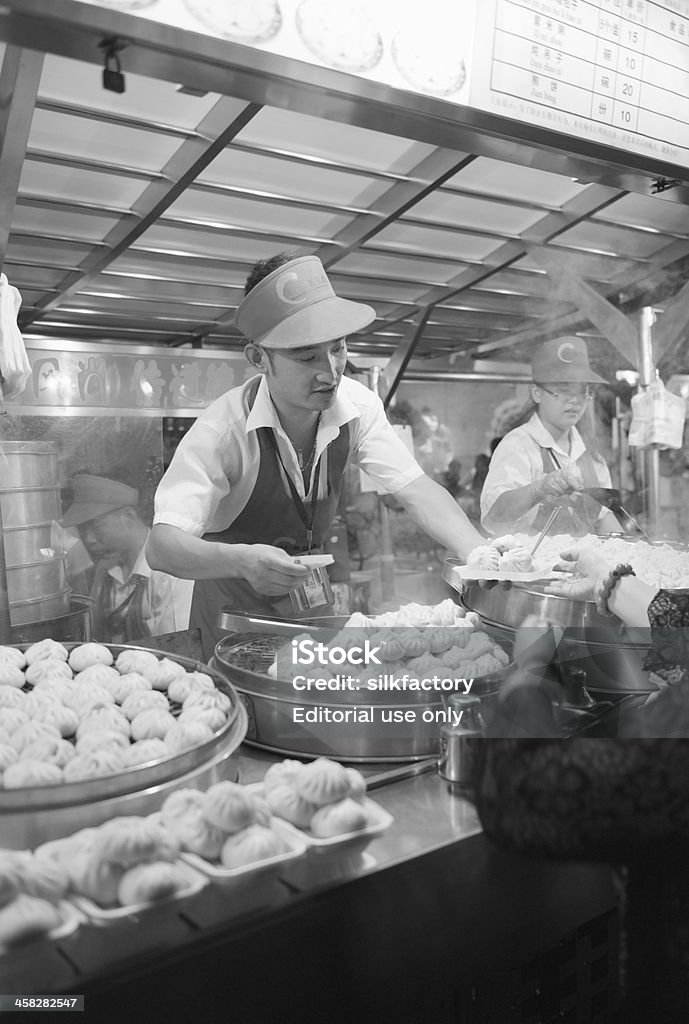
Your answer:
[267,430,322,553]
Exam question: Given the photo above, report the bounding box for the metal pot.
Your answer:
[0,485,61,529]
[9,596,92,644]
[0,643,248,849]
[213,616,506,763]
[2,523,57,567]
[0,441,58,488]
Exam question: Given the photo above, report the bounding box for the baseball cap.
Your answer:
[234,255,375,349]
[63,475,139,527]
[531,337,607,385]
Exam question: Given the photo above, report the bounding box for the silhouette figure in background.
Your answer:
[63,475,192,644]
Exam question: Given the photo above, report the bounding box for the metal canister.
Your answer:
[437,726,481,789]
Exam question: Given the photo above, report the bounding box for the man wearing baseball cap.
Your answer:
[63,474,193,643]
[148,252,485,658]
[480,337,620,536]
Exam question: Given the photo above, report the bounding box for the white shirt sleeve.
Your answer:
[351,393,424,494]
[153,420,239,536]
[480,431,539,528]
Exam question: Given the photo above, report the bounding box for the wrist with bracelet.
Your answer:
[596,563,635,617]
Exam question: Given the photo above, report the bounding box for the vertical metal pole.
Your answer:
[368,367,396,604]
[639,307,660,537]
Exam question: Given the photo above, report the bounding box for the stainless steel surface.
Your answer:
[437,728,479,789]
[457,578,614,631]
[217,609,346,639]
[0,642,248,848]
[6,553,67,597]
[2,522,55,565]
[0,485,61,528]
[8,585,71,625]
[639,306,661,538]
[0,441,58,487]
[9,595,92,644]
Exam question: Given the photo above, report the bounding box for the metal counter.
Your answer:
[10,744,621,1024]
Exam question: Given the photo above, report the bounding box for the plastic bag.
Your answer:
[0,273,30,399]
[628,379,686,450]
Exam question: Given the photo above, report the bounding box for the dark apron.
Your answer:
[532,446,603,535]
[190,381,351,658]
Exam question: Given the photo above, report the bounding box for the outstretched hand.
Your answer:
[237,544,310,596]
[544,547,608,601]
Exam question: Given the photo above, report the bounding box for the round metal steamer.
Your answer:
[0,644,247,849]
[212,625,506,763]
[460,582,656,695]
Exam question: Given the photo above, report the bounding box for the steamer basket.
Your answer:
[213,623,507,763]
[0,643,247,849]
[0,441,58,488]
[0,486,61,528]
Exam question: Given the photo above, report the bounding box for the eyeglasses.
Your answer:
[534,383,594,402]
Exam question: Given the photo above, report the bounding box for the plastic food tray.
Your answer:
[248,784,393,871]
[70,861,205,926]
[179,819,307,889]
[0,900,84,993]
[445,563,559,584]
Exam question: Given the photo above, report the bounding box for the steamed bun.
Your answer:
[182,690,231,715]
[22,736,76,768]
[3,760,63,788]
[178,706,226,732]
[263,759,305,794]
[145,658,187,691]
[63,683,114,711]
[9,721,61,752]
[72,664,119,687]
[130,708,176,741]
[162,799,224,860]
[0,708,28,734]
[123,738,169,767]
[25,659,72,685]
[202,781,257,833]
[115,650,160,677]
[76,705,129,738]
[63,749,126,782]
[121,689,169,721]
[0,664,24,688]
[265,783,316,829]
[0,646,25,670]
[110,672,152,703]
[93,817,179,868]
[0,685,24,709]
[68,643,113,672]
[68,852,124,906]
[220,825,288,870]
[310,798,368,838]
[117,862,189,906]
[24,639,68,665]
[165,720,214,754]
[75,729,130,754]
[344,767,367,802]
[15,856,69,901]
[295,758,351,808]
[0,743,18,771]
[167,672,216,704]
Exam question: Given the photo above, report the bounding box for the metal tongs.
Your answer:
[580,487,651,541]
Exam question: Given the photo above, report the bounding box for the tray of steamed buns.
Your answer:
[250,757,393,857]
[446,535,559,584]
[0,638,246,800]
[155,781,307,889]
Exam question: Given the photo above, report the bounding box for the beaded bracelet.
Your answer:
[596,563,636,617]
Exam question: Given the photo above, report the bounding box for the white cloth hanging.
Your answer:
[0,273,30,399]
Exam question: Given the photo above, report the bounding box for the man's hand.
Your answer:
[235,544,310,596]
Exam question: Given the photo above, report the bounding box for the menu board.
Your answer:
[72,0,688,169]
[470,0,689,168]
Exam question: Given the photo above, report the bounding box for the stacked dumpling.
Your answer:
[36,815,188,908]
[160,782,289,870]
[0,849,68,951]
[263,758,369,838]
[0,640,235,787]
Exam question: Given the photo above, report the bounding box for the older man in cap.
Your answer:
[147,252,485,658]
[63,475,193,643]
[481,337,619,536]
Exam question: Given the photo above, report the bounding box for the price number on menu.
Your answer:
[0,996,84,1011]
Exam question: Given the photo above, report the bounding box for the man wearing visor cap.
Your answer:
[480,337,620,537]
[63,474,193,643]
[148,253,485,658]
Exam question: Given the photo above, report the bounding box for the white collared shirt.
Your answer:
[153,374,423,537]
[480,412,612,534]
[101,531,194,635]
